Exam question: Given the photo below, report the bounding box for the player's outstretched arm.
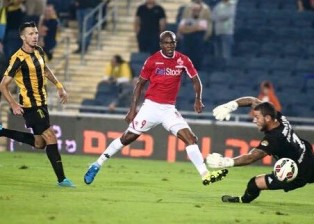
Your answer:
[213,97,262,121]
[206,148,267,168]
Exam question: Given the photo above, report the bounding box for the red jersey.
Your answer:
[140,50,198,104]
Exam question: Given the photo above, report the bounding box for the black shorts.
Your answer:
[22,105,51,135]
[265,154,314,192]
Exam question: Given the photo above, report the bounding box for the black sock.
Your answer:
[241,177,261,203]
[46,144,66,183]
[0,128,35,147]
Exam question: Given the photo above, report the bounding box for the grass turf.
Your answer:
[0,151,314,224]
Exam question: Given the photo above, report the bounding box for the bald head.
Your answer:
[160,31,176,42]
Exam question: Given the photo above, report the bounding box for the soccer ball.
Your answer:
[273,158,298,182]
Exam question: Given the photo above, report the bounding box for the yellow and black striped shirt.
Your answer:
[4,46,47,108]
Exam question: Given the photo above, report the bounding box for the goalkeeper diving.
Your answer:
[207,96,314,203]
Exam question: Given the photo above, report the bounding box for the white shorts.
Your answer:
[127,99,190,136]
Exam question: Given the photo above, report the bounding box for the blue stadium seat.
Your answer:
[246,57,273,72]
[208,71,235,87]
[267,16,291,28]
[301,29,314,41]
[285,103,313,118]
[225,56,249,70]
[305,45,314,59]
[237,0,258,9]
[234,41,260,57]
[270,58,296,73]
[80,99,97,113]
[278,0,297,10]
[130,63,143,77]
[94,82,120,106]
[130,52,150,64]
[230,85,256,98]
[176,96,194,111]
[275,28,301,41]
[259,1,280,10]
[281,44,304,58]
[276,76,304,91]
[251,27,276,42]
[258,42,282,57]
[234,27,256,42]
[177,84,194,98]
[197,70,211,87]
[96,81,119,94]
[246,17,268,28]
[292,12,314,28]
[229,73,250,88]
[166,23,178,33]
[295,59,314,74]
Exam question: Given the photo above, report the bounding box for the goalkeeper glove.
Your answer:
[206,153,234,168]
[212,101,238,121]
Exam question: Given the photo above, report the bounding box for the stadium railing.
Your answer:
[49,36,71,81]
[80,0,118,64]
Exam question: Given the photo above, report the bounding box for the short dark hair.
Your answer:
[253,102,277,119]
[19,21,37,34]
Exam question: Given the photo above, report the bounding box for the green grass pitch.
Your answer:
[1,151,314,224]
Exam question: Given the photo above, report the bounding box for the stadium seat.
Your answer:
[279,0,297,10]
[270,58,296,73]
[246,17,268,28]
[259,1,280,9]
[286,104,313,118]
[165,23,178,33]
[277,76,304,91]
[208,71,235,87]
[234,27,254,42]
[301,29,314,41]
[80,99,97,113]
[275,28,301,41]
[252,27,277,43]
[130,63,143,77]
[230,77,251,89]
[177,84,193,98]
[96,81,119,94]
[237,0,258,9]
[304,45,314,59]
[130,52,150,64]
[295,59,314,74]
[225,56,249,71]
[258,42,282,57]
[281,44,304,58]
[246,57,273,72]
[234,41,260,57]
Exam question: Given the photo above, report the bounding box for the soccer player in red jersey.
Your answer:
[84,31,228,185]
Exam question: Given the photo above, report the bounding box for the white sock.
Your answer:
[96,138,124,166]
[186,144,208,177]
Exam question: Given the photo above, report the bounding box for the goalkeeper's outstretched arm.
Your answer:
[206,148,268,168]
[233,148,268,166]
[234,97,263,108]
[212,97,263,121]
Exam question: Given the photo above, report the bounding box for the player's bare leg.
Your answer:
[177,128,228,185]
[84,131,140,184]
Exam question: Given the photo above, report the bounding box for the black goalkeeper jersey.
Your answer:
[257,112,313,165]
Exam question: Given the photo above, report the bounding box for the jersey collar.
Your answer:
[160,50,176,59]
